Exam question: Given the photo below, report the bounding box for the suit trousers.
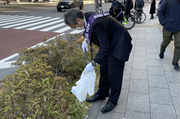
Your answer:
[97,54,125,104]
[160,29,180,63]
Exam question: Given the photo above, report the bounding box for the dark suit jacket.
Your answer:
[84,12,132,65]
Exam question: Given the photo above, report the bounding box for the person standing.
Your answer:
[157,0,180,71]
[150,0,156,19]
[64,9,132,113]
[135,0,144,23]
[125,0,133,16]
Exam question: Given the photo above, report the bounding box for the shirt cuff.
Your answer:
[85,38,90,43]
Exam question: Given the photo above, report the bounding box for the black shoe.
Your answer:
[101,101,117,113]
[172,62,180,71]
[159,52,164,59]
[86,94,105,103]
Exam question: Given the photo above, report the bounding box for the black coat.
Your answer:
[84,12,132,64]
[150,0,156,14]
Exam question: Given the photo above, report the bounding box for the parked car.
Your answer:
[0,0,10,5]
[57,0,83,12]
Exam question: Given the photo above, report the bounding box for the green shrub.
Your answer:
[0,34,99,119]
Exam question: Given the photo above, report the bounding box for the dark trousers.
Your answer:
[151,14,154,19]
[161,29,180,63]
[97,54,125,104]
[125,9,130,16]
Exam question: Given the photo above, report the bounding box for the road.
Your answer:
[0,2,112,79]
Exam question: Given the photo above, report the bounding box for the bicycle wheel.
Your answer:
[134,12,146,24]
[130,10,136,16]
[122,15,135,30]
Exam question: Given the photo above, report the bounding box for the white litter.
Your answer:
[71,70,96,102]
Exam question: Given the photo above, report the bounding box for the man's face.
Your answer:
[68,18,84,29]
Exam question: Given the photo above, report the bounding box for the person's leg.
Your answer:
[108,55,125,104]
[139,10,142,22]
[151,14,154,19]
[136,11,140,23]
[101,54,125,113]
[86,55,109,102]
[125,9,130,21]
[97,55,110,97]
[160,29,173,54]
[172,31,180,64]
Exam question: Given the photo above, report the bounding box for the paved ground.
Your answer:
[87,4,180,119]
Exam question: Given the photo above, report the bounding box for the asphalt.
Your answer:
[87,4,180,119]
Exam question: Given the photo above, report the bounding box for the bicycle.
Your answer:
[109,6,135,30]
[131,9,146,24]
[122,13,135,30]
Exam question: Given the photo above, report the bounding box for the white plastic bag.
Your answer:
[71,70,96,102]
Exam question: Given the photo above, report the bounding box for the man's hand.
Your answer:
[83,62,94,74]
[82,40,88,52]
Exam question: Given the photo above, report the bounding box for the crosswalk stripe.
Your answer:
[0,15,85,34]
[39,22,65,31]
[14,17,60,29]
[0,18,35,25]
[26,19,64,30]
[2,17,52,28]
[0,16,43,27]
[0,15,34,20]
[0,15,27,21]
[0,14,27,17]
[0,15,37,24]
[54,26,71,33]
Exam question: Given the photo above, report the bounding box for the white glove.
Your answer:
[82,40,88,52]
[83,62,94,74]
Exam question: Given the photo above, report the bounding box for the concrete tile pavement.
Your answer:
[87,4,180,119]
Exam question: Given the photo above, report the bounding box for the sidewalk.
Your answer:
[87,5,180,119]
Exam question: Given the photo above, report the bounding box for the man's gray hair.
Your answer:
[64,9,84,25]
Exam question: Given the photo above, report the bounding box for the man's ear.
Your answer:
[76,18,81,24]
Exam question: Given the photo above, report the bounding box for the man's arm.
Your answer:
[92,23,109,64]
[157,0,167,26]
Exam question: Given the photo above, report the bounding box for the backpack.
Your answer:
[128,0,133,10]
[136,0,144,8]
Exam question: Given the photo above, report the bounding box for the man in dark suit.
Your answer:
[64,9,132,113]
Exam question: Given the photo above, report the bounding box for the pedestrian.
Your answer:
[124,0,133,16]
[150,0,156,19]
[157,0,180,71]
[64,9,132,113]
[135,0,144,23]
[109,0,126,23]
